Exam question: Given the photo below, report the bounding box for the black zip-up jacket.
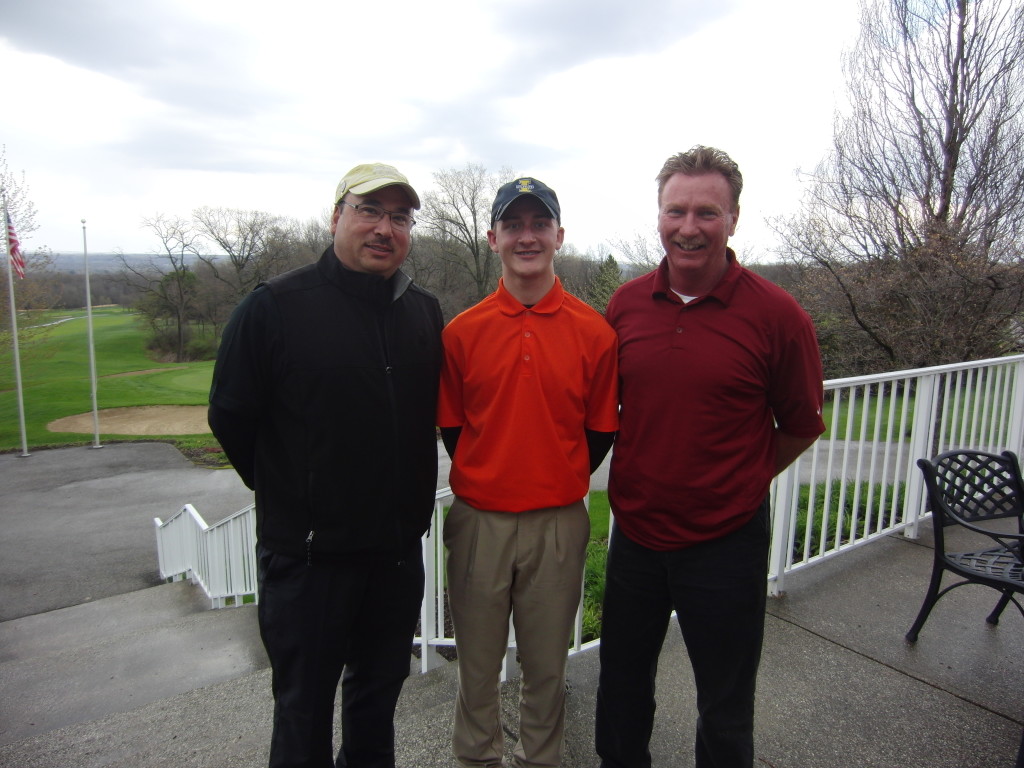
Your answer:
[208,248,443,562]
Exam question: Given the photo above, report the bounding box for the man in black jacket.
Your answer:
[209,163,443,768]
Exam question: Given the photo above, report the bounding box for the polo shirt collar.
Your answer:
[496,276,565,316]
[652,248,741,306]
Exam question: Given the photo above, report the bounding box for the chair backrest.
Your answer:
[917,450,1024,526]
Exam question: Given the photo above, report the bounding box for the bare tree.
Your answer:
[119,215,202,362]
[418,164,513,303]
[0,145,41,321]
[402,234,478,320]
[0,144,37,241]
[0,152,59,366]
[610,230,662,275]
[773,0,1024,376]
[295,211,333,263]
[190,258,238,337]
[552,243,595,302]
[192,207,294,302]
[0,249,61,377]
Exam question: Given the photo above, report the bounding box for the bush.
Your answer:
[582,538,608,642]
[793,481,906,559]
[145,326,191,360]
[185,336,218,361]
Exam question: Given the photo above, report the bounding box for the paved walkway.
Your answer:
[1,443,1022,767]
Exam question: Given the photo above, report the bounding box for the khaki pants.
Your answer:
[444,497,590,768]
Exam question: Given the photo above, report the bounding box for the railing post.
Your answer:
[1008,360,1024,458]
[420,498,447,673]
[501,618,516,683]
[768,464,796,597]
[246,508,258,602]
[904,373,938,539]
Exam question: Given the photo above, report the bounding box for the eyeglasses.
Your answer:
[339,201,416,230]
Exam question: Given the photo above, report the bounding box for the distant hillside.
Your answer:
[47,253,200,274]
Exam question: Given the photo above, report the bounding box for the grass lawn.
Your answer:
[583,490,611,641]
[0,308,218,458]
[821,390,913,441]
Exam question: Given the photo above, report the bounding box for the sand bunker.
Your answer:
[47,405,210,436]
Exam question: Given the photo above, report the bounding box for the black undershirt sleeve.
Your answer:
[440,426,462,459]
[586,429,615,474]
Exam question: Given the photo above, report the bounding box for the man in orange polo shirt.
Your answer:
[438,177,619,768]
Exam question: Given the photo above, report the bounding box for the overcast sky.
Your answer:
[0,0,860,262]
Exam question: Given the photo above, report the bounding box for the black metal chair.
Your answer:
[906,449,1024,643]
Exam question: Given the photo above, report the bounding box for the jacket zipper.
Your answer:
[381,300,405,555]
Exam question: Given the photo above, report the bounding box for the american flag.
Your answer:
[6,210,25,279]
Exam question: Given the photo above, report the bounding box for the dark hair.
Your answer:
[656,146,742,208]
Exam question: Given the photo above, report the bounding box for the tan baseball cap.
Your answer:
[334,163,421,210]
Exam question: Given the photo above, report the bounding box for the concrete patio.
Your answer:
[1,443,1022,767]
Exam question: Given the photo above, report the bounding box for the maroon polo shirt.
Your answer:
[606,251,825,550]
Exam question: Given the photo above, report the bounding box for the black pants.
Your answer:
[596,500,770,768]
[257,542,424,768]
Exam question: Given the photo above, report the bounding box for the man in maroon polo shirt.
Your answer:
[595,146,825,768]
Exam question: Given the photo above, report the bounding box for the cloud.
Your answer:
[3,0,290,124]
[0,0,859,256]
[2,0,188,71]
[494,0,739,64]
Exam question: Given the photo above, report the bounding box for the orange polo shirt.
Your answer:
[438,277,619,512]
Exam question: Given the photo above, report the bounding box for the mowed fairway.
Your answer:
[0,309,214,451]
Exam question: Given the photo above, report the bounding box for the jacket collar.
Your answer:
[317,247,412,304]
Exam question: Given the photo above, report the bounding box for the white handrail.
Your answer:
[156,354,1024,665]
[154,502,257,608]
[767,355,1024,594]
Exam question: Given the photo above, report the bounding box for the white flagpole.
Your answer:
[3,194,30,457]
[82,219,101,449]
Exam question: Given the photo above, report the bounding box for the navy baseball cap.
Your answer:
[490,177,560,227]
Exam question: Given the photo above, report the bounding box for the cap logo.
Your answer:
[515,179,535,193]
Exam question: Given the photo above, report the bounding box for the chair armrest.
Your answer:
[938,511,1024,559]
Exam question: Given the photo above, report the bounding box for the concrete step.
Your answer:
[0,589,466,768]
[0,579,211,664]
[0,666,276,768]
[0,581,269,746]
[0,659,469,768]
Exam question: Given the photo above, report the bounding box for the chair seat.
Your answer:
[948,548,1023,583]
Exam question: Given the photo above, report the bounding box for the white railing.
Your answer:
[154,488,587,677]
[154,502,258,608]
[768,354,1024,595]
[156,354,1024,665]
[416,488,594,676]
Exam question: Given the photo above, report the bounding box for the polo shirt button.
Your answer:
[524,331,532,338]
[676,327,683,333]
[524,355,531,361]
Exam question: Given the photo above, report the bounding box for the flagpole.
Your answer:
[82,219,101,449]
[3,194,29,457]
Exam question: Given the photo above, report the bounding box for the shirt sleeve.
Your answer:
[436,325,466,429]
[768,306,826,439]
[585,325,620,433]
